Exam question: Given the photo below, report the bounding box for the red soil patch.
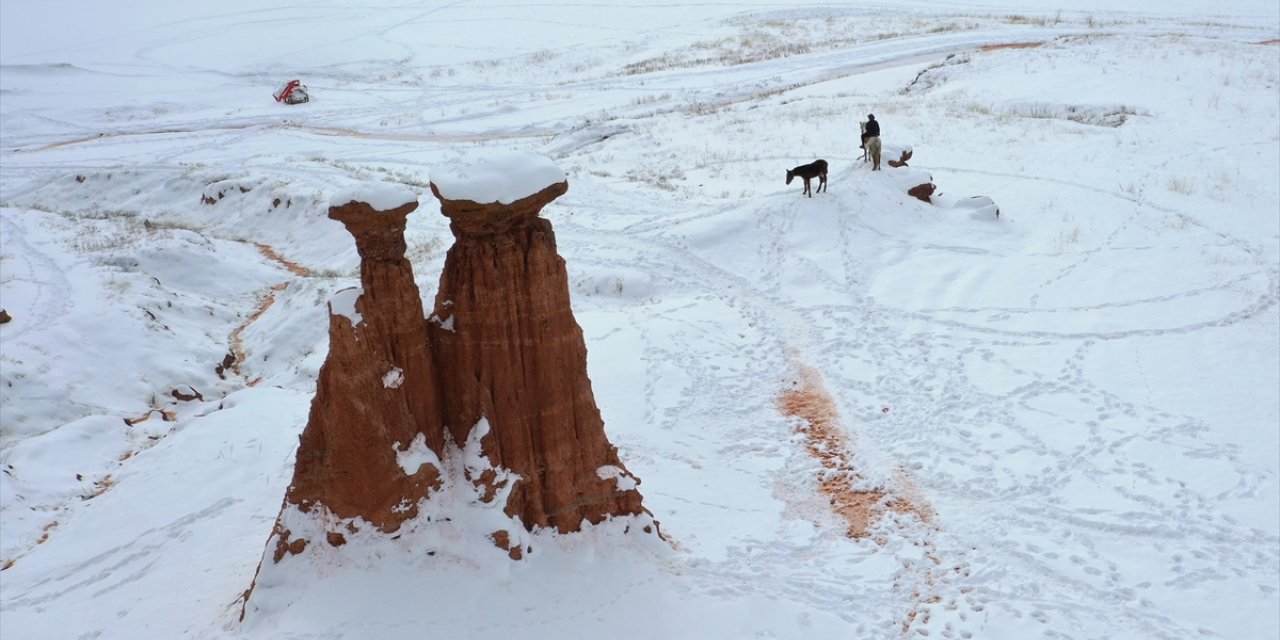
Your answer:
[900,542,946,633]
[2,521,62,570]
[775,362,946,632]
[228,281,288,383]
[777,362,930,538]
[82,475,116,500]
[254,242,312,277]
[124,408,177,425]
[224,243,308,384]
[979,41,1042,52]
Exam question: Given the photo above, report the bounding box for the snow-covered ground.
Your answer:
[2,1,1278,638]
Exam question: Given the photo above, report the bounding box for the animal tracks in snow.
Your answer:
[560,153,1276,637]
[2,7,1277,637]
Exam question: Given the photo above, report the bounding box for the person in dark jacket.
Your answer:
[863,114,882,170]
[860,114,880,146]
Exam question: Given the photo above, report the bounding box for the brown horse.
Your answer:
[786,159,828,197]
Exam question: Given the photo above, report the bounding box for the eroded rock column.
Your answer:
[245,191,447,614]
[282,197,447,530]
[244,159,658,621]
[427,162,650,534]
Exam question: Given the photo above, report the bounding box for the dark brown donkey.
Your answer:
[786,159,828,197]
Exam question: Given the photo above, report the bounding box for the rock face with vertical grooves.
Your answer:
[244,161,656,618]
[282,199,447,532]
[427,180,650,533]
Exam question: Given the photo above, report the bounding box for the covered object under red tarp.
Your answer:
[273,80,309,104]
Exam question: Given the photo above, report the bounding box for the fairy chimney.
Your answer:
[244,158,658,621]
[427,152,651,534]
[260,188,446,571]
[288,191,450,524]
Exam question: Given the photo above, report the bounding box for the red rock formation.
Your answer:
[282,199,447,532]
[243,195,448,617]
[907,182,936,203]
[244,169,657,619]
[883,149,999,218]
[427,180,651,534]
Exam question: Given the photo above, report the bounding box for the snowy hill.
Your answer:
[2,1,1278,638]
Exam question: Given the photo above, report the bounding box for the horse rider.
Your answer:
[862,114,882,171]
[861,113,880,148]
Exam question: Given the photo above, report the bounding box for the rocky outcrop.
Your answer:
[907,182,936,203]
[882,149,1000,219]
[427,179,650,533]
[283,198,447,532]
[244,160,656,617]
[242,192,445,618]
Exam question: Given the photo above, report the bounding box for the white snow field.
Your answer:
[2,1,1278,638]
